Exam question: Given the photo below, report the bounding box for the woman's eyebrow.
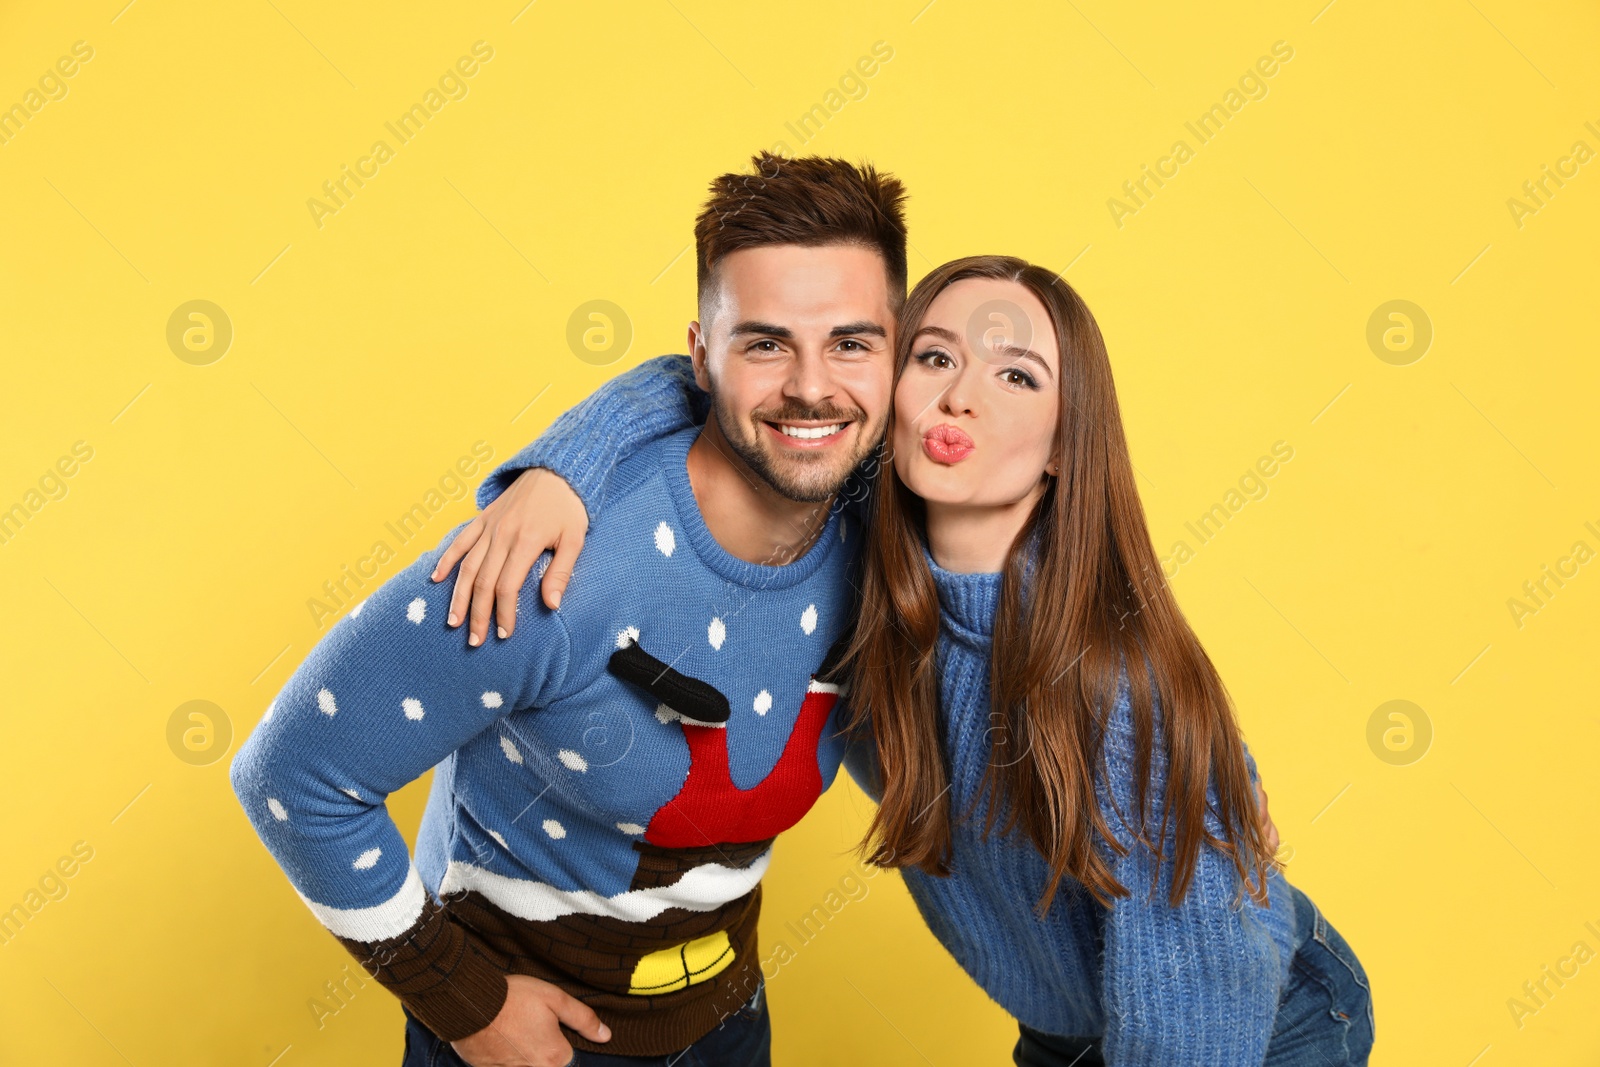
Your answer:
[914,325,961,345]
[997,344,1053,379]
[915,324,1053,379]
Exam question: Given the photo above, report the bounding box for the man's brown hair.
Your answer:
[693,151,908,315]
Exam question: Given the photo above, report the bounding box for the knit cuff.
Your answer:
[474,354,708,518]
[335,892,509,1043]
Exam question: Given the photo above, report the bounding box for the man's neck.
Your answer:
[685,418,833,567]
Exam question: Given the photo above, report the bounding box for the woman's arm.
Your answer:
[435,351,883,648]
[438,354,882,647]
[474,355,708,513]
[1096,676,1287,1066]
[432,355,709,643]
[840,710,884,804]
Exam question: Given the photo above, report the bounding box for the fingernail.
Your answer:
[497,626,507,639]
[598,1025,611,1041]
[551,592,562,610]
[468,633,481,647]
[448,613,459,626]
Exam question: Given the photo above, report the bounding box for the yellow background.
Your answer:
[2,0,1597,1063]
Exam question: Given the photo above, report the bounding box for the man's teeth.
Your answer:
[776,423,845,440]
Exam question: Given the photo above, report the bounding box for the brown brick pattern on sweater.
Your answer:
[338,838,776,1056]
[333,890,509,1043]
[443,838,774,1055]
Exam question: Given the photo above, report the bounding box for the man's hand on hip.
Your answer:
[450,974,610,1067]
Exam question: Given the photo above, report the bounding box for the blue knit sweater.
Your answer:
[498,355,1302,1065]
[856,537,1299,1064]
[232,422,863,1054]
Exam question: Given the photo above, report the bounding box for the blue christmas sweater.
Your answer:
[513,355,1308,1066]
[232,416,864,1055]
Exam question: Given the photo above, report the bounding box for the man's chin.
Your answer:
[759,463,854,503]
[711,401,868,504]
[745,447,858,504]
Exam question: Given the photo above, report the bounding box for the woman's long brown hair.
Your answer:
[838,255,1271,914]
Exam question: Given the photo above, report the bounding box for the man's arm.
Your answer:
[433,355,709,642]
[231,522,602,1055]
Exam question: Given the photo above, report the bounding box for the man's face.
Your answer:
[689,243,896,503]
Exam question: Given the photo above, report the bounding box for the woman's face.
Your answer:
[893,277,1061,508]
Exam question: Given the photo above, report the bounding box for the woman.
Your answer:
[829,256,1373,1065]
[440,256,1373,1065]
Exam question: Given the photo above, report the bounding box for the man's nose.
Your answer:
[784,349,835,408]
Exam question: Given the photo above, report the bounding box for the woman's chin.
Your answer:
[899,461,974,505]
[900,461,1052,515]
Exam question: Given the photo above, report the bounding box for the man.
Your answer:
[231,152,906,1067]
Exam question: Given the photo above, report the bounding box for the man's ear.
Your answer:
[687,320,712,393]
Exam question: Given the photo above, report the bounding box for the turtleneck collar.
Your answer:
[920,537,1003,645]
[919,522,1044,646]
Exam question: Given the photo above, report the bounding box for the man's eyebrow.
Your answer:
[729,320,888,340]
[730,320,794,339]
[913,324,1053,379]
[828,321,888,339]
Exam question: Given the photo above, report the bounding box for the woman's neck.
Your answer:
[923,482,1048,574]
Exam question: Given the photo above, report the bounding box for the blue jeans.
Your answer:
[1264,884,1374,1065]
[401,983,770,1067]
[1013,885,1373,1066]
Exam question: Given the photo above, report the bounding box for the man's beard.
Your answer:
[710,389,873,504]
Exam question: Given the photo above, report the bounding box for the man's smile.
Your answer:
[763,420,853,450]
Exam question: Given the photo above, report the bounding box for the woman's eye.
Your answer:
[914,349,953,368]
[1002,368,1039,389]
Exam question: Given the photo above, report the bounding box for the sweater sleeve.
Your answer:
[839,709,884,804]
[1096,673,1285,1067]
[230,522,572,1041]
[472,353,880,532]
[475,354,710,515]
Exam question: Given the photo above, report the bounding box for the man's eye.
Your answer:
[750,339,781,352]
